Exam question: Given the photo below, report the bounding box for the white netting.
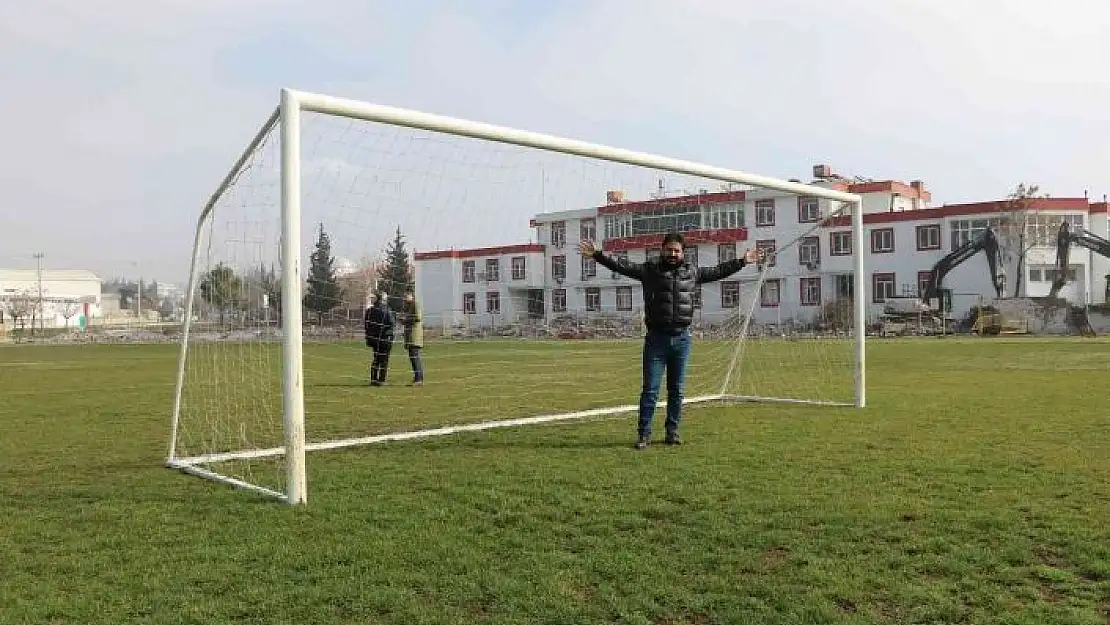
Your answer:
[170,103,862,500]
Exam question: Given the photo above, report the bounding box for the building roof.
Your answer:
[0,269,103,283]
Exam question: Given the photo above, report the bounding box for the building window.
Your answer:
[704,203,743,230]
[585,287,601,311]
[755,199,775,227]
[552,255,566,281]
[756,239,777,267]
[916,224,941,251]
[949,218,1000,250]
[580,255,596,280]
[760,279,780,307]
[717,243,736,262]
[580,218,596,242]
[721,281,740,308]
[511,256,526,280]
[604,215,632,239]
[683,246,698,266]
[835,273,854,300]
[551,221,567,248]
[552,288,566,312]
[462,260,476,283]
[800,277,821,306]
[484,258,500,281]
[798,236,820,267]
[616,286,633,311]
[463,292,476,314]
[797,196,820,223]
[872,273,895,303]
[486,291,500,314]
[917,271,932,297]
[870,228,894,254]
[830,231,852,256]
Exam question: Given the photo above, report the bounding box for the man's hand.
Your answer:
[578,240,597,256]
[744,247,765,265]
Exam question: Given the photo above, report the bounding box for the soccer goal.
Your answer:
[168,88,867,505]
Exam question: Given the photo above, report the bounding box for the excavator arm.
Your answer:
[924,227,1006,310]
[1047,221,1110,299]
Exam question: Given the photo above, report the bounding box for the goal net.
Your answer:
[168,89,866,504]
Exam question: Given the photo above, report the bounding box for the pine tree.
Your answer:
[303,223,344,321]
[376,226,414,312]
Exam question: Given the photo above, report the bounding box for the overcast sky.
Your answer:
[1,0,1107,284]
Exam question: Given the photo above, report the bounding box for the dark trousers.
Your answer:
[407,345,424,382]
[638,329,692,438]
[370,341,392,384]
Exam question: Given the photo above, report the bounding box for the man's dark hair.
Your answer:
[661,232,685,248]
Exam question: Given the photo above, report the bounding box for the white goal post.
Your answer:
[168,87,867,506]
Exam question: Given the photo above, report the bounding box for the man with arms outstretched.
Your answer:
[579,233,762,449]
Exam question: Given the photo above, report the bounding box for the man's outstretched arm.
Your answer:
[697,247,764,283]
[580,240,645,281]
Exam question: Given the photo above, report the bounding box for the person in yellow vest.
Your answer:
[399,290,424,386]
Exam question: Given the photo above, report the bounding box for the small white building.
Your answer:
[0,269,104,331]
[414,244,546,331]
[412,164,1110,331]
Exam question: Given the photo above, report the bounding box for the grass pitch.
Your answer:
[2,337,1109,624]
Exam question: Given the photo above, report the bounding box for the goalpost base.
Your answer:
[168,390,855,503]
[170,392,729,467]
[167,458,290,502]
[718,394,857,408]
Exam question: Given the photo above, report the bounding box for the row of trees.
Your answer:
[196,225,414,324]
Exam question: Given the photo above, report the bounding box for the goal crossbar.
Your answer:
[169,86,869,506]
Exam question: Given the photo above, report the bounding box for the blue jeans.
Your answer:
[638,329,692,439]
[407,346,424,382]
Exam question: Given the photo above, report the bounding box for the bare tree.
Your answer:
[997,182,1054,298]
[338,256,384,313]
[59,301,81,329]
[6,290,35,332]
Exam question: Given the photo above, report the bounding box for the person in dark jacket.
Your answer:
[364,292,396,386]
[580,233,763,449]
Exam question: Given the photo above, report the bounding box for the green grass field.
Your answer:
[2,337,1109,624]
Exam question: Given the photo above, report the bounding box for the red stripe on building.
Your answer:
[414,243,544,261]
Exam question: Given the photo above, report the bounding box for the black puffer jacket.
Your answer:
[592,251,748,334]
[364,304,395,347]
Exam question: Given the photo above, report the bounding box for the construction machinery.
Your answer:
[922,227,1007,333]
[1046,221,1110,300]
[1042,221,1110,336]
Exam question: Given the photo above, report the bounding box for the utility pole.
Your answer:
[134,262,143,327]
[33,252,45,333]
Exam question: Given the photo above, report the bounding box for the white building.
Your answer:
[0,269,104,331]
[414,165,1110,330]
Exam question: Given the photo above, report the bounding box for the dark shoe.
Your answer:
[665,432,682,446]
[634,438,650,450]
